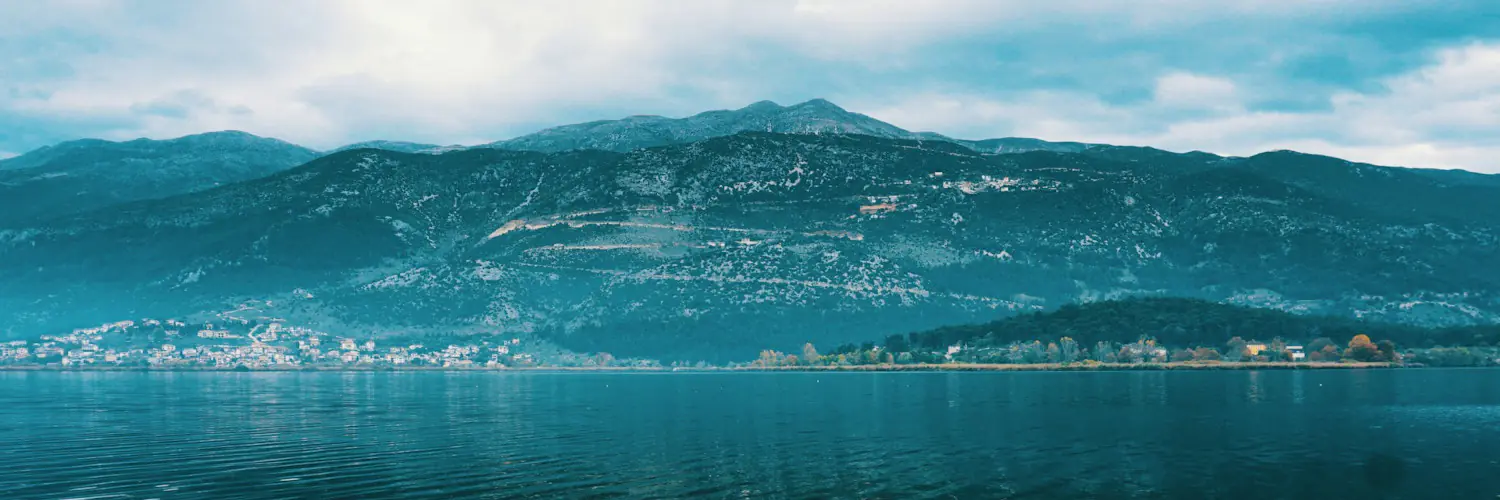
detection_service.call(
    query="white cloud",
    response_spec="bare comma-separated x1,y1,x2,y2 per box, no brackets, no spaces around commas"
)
0,151,17,160
0,0,1490,174
865,43,1500,172
1153,73,1241,113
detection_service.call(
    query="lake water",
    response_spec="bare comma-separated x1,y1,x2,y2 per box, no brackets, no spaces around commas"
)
1,370,1498,499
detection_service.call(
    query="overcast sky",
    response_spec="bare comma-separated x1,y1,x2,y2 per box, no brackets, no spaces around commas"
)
3,0,1499,172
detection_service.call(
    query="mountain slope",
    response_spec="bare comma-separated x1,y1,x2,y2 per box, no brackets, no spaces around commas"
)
326,140,452,154
904,297,1500,351
2,132,1497,361
486,99,915,152
0,131,319,225
485,99,1092,155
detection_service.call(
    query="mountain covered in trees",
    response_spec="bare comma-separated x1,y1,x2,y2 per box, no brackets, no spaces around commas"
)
2,123,1497,361
901,297,1500,353
0,131,318,225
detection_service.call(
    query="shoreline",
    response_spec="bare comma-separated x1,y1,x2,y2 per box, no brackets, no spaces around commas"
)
0,361,1404,373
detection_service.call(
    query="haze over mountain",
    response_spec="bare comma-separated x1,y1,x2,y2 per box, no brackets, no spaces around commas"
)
1,120,1496,360
0,131,318,226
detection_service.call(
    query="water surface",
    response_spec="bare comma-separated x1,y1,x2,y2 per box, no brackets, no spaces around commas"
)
2,370,1498,499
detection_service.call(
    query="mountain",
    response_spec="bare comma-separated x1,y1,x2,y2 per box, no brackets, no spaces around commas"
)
1227,150,1500,226
484,99,1090,155
0,131,319,225
2,131,1497,361
954,137,1095,154
326,140,451,155
902,297,1500,352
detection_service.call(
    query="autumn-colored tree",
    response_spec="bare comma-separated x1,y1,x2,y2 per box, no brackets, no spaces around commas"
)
1117,346,1140,364
784,354,800,366
896,352,914,364
594,352,615,366
1046,342,1061,363
1193,347,1223,361
802,343,820,366
757,350,783,367
880,351,895,364
1319,344,1340,361
1170,348,1196,362
1344,334,1379,362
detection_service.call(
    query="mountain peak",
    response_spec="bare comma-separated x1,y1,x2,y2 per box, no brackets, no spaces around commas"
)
741,100,783,111
186,130,260,139
487,98,915,153
789,98,845,112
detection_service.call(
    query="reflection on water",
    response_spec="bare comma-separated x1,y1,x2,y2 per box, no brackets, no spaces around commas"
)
1,370,1498,499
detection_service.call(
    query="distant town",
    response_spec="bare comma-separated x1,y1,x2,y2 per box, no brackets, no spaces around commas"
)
0,319,665,371
3,316,1497,372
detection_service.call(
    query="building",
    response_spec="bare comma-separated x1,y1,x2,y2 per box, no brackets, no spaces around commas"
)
1286,345,1306,361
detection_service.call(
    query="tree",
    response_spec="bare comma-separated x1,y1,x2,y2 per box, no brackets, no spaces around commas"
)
1170,348,1196,362
1022,341,1046,364
1268,337,1291,362
1344,334,1379,362
896,352,914,364
756,350,783,367
1193,347,1222,361
884,334,909,354
1046,342,1061,363
1059,337,1081,363
1376,340,1398,363
594,352,615,367
1093,341,1116,362
801,343,820,365
1226,337,1250,362
784,354,800,366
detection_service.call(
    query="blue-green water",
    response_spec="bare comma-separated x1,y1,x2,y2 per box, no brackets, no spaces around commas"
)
1,370,1498,499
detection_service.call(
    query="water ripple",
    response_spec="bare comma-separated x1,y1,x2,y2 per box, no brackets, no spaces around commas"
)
1,371,1499,499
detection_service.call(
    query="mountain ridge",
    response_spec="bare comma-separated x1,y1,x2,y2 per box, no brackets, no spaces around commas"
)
0,131,319,226
3,131,1496,361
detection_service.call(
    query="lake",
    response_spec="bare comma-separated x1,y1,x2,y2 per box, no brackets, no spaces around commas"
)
1,370,1498,499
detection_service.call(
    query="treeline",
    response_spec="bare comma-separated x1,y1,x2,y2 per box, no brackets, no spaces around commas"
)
899,297,1500,351
752,333,1401,368
742,298,1500,367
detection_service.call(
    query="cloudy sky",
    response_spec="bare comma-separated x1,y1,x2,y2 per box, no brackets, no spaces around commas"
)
3,0,1499,171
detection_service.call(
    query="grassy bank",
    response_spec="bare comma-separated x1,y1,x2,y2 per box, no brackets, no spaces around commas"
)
713,361,1396,372
0,361,1400,372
